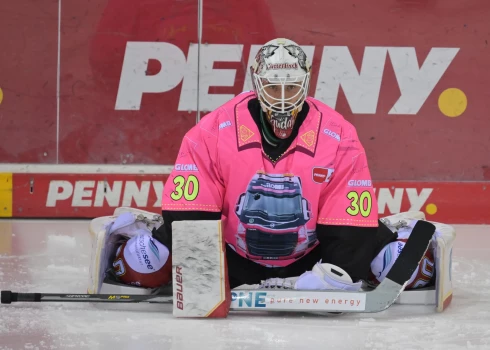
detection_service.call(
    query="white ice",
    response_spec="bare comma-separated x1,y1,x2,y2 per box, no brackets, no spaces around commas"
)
0,219,489,350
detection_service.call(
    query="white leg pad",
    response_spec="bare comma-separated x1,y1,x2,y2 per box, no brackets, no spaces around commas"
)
380,211,455,311
172,220,231,318
88,215,116,294
432,221,455,312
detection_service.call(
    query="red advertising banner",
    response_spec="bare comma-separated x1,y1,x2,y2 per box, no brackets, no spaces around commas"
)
9,173,490,224
1,0,490,183
12,174,167,218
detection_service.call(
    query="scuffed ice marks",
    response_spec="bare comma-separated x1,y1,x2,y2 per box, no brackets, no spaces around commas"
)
2,220,490,349
357,255,490,350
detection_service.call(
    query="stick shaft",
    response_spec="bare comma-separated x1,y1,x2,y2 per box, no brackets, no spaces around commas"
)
1,291,172,304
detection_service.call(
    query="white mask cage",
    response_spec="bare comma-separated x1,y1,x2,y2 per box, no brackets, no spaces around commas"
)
251,38,312,116
253,73,311,115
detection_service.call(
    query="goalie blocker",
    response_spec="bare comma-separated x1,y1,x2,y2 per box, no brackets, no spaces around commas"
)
88,208,455,317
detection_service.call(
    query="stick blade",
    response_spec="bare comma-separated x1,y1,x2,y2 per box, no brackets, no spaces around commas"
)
385,220,436,285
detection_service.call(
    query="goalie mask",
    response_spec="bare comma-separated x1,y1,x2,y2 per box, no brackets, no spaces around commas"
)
251,38,312,139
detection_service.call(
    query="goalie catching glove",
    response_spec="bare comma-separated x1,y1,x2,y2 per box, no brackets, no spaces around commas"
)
88,208,173,294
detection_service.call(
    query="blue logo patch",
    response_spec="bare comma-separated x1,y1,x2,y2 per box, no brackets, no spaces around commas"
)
148,238,160,261
379,248,392,277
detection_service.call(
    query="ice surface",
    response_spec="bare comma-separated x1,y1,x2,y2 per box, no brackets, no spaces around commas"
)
0,219,490,350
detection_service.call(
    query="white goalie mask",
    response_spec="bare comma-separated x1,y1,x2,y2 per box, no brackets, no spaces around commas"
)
251,38,312,139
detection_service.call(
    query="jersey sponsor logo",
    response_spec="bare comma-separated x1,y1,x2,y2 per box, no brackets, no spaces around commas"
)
323,128,341,142
175,164,199,171
312,167,334,184
219,120,232,129
348,179,372,187
262,183,285,190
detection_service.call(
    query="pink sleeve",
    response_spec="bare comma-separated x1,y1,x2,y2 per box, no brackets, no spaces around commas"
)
317,123,378,227
162,116,223,213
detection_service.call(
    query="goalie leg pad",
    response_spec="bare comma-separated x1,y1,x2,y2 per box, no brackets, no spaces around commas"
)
375,211,455,311
172,220,231,318
432,221,455,312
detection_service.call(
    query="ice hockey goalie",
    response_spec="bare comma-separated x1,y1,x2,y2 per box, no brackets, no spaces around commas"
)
88,208,455,315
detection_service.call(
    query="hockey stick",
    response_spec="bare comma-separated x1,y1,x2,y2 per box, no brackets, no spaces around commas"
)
1,221,435,313
1,291,173,304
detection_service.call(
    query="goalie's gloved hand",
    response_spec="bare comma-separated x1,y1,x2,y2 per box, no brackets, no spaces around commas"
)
152,223,172,253
294,262,362,291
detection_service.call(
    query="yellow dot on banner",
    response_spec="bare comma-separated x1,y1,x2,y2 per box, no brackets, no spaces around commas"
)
0,87,3,105
438,88,467,117
426,203,438,215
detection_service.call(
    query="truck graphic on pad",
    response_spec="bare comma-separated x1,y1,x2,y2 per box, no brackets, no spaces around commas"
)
234,172,315,260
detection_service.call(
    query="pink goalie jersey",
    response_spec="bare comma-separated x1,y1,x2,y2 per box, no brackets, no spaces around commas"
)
162,91,378,267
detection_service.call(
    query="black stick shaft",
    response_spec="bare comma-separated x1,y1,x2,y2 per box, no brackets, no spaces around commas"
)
1,290,172,304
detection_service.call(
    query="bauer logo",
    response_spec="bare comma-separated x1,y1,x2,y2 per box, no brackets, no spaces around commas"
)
175,266,184,310
323,128,341,142
312,167,334,184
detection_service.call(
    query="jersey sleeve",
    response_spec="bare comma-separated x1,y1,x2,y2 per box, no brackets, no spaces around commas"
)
317,123,378,227
162,115,224,213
